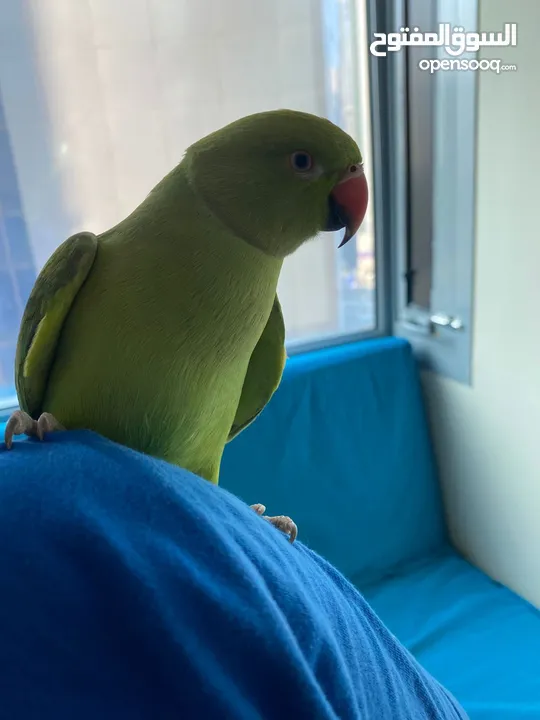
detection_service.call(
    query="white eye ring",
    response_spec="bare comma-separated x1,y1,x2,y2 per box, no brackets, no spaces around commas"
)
290,151,313,173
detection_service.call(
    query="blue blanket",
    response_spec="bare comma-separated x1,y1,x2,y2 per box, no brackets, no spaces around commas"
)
0,430,467,719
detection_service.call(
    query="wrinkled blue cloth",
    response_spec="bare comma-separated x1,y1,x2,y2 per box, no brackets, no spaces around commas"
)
0,430,468,719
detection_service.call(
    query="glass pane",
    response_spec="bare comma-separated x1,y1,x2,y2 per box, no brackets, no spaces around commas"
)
0,0,375,409
282,0,375,345
404,0,434,310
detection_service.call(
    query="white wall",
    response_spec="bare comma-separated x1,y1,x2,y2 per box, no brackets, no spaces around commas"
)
423,0,540,606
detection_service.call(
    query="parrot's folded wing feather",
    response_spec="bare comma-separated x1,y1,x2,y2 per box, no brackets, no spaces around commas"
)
15,232,98,418
227,295,286,441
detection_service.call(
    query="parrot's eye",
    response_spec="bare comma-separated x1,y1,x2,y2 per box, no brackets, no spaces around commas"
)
290,151,313,173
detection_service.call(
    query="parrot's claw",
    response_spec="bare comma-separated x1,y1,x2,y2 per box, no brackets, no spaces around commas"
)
4,410,65,450
250,503,298,543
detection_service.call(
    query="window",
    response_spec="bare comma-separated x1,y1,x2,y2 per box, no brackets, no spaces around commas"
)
376,0,477,384
0,0,380,414
404,0,436,312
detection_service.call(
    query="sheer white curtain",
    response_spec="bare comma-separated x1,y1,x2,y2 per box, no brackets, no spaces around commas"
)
0,0,374,406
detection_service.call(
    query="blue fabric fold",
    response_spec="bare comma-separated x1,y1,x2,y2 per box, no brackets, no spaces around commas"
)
0,430,467,719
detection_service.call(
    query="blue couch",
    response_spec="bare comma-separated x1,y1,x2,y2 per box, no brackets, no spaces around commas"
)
221,337,540,718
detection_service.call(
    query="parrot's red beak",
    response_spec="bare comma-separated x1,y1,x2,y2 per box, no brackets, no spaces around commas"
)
326,165,369,247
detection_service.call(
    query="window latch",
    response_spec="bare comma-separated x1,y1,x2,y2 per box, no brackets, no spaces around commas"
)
429,313,464,331
400,312,464,335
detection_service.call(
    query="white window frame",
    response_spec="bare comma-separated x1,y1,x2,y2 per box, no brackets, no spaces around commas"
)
380,0,478,385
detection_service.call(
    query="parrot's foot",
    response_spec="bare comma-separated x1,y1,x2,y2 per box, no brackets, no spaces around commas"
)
3,410,65,450
251,503,298,543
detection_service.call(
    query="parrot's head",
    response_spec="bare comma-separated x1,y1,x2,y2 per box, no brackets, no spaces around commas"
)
184,110,368,258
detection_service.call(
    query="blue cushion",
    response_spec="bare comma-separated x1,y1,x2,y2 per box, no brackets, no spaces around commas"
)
362,552,540,719
0,431,467,719
221,337,449,585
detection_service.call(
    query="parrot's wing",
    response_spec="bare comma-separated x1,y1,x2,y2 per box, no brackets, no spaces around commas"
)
227,295,287,441
15,231,98,417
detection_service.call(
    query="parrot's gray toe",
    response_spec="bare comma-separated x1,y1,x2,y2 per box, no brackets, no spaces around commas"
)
35,412,65,440
250,503,266,516
3,410,65,449
266,515,298,543
4,410,36,449
250,504,298,543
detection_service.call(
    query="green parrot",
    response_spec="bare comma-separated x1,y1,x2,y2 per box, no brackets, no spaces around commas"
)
4,109,368,541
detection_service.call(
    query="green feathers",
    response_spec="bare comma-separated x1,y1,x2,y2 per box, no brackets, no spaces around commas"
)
185,109,363,257
16,232,98,418
14,110,364,483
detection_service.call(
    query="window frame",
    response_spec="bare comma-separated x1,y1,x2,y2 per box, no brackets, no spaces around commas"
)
288,0,394,357
1,0,480,424
388,0,479,385
0,0,389,422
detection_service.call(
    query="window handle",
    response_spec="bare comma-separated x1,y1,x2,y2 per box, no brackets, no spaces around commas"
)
400,312,464,335
430,313,464,331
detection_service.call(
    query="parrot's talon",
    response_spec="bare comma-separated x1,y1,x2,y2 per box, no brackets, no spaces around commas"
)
3,410,65,449
266,515,298,543
36,412,65,440
250,503,266,516
251,504,298,543
4,411,37,450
